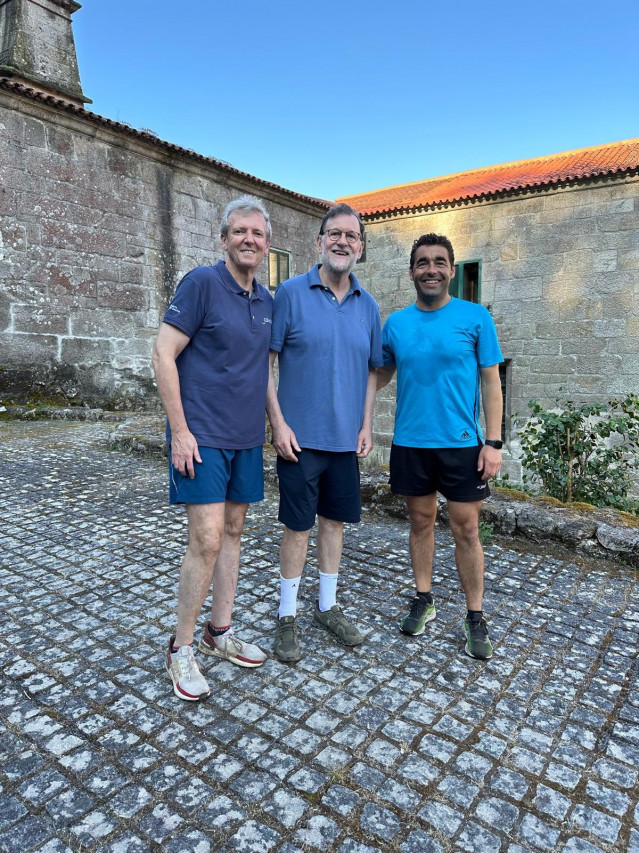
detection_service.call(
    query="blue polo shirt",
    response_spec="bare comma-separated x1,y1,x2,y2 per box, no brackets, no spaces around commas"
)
162,260,273,449
270,265,383,452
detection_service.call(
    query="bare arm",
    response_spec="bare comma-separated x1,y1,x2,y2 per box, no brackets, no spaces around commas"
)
478,363,503,481
265,349,301,462
151,322,201,478
376,363,396,390
356,368,378,458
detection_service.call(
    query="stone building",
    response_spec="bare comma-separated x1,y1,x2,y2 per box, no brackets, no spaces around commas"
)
1,0,638,489
339,145,639,479
0,0,328,409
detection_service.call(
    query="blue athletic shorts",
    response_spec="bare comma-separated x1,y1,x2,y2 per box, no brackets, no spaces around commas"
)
389,443,490,502
276,448,361,531
169,445,264,505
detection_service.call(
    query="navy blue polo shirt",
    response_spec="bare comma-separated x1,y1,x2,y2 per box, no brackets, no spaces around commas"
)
270,264,383,452
163,260,273,449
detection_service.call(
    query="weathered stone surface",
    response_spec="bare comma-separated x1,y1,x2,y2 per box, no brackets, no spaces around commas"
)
2,418,639,852
596,523,639,553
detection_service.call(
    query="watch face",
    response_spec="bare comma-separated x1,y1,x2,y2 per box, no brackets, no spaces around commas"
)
486,439,503,449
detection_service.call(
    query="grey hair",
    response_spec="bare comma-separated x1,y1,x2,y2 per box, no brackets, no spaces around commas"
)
220,195,272,241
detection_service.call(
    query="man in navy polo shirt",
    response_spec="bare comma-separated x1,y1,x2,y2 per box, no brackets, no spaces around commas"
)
152,195,273,700
267,203,383,663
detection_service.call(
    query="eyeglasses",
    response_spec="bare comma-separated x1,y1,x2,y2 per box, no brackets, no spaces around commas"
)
322,228,362,245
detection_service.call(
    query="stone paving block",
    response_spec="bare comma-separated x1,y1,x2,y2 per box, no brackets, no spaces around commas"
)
228,819,281,851
400,829,443,853
85,763,128,797
315,745,351,770
453,750,494,782
289,766,328,793
360,803,401,842
437,774,479,808
262,789,308,828
418,800,463,835
456,820,502,852
109,784,153,818
44,787,95,825
571,804,622,844
378,778,421,811
18,768,69,804
197,795,247,830
338,841,383,853
585,779,630,817
518,813,560,851
322,784,361,816
0,813,53,851
533,782,571,820
561,838,610,853
70,810,118,843
332,723,367,748
163,830,212,852
294,815,340,849
510,745,546,775
350,762,386,792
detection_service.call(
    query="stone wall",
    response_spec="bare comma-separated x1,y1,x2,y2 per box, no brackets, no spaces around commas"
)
358,176,639,482
0,85,325,409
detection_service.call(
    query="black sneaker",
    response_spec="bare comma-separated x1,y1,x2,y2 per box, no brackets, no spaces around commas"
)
463,616,493,660
400,595,436,635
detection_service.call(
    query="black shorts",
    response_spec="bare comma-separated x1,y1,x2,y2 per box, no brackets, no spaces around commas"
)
277,449,361,531
390,443,490,502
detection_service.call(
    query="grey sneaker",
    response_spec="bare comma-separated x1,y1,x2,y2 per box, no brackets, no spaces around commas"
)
400,595,436,636
198,625,266,668
273,615,301,663
166,637,210,702
463,616,493,660
313,604,363,646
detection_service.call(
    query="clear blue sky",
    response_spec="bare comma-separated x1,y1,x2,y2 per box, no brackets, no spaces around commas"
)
74,0,639,202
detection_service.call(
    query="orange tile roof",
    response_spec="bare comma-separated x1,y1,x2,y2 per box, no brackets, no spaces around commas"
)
338,139,639,217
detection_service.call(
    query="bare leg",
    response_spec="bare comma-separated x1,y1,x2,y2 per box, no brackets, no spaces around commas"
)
316,515,344,575
447,500,484,610
280,525,312,580
175,503,226,647
405,494,438,592
209,501,248,628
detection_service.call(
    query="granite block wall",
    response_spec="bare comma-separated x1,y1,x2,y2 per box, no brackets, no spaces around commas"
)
358,177,639,482
0,87,324,409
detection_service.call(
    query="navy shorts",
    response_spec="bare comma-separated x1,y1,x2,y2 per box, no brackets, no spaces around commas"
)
277,449,361,531
390,443,490,502
169,445,264,505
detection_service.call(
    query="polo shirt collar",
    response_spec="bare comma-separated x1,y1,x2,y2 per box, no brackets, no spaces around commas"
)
216,260,263,300
308,264,361,295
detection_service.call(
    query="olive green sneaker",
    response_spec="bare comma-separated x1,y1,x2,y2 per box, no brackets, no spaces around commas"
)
400,595,436,636
273,615,301,663
463,616,493,660
313,604,363,646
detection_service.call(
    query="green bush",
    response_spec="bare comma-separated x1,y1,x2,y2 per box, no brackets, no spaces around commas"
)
518,393,639,512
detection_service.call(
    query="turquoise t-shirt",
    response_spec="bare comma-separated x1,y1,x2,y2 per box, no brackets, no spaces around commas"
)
382,298,503,448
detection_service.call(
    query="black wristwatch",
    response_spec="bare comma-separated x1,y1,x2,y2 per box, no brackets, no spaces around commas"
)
484,439,503,449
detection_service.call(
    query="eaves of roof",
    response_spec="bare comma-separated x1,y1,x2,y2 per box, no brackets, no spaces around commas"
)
338,139,639,219
0,77,331,211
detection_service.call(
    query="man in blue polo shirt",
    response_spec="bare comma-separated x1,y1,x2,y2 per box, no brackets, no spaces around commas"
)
152,195,272,700
378,233,503,660
267,203,383,663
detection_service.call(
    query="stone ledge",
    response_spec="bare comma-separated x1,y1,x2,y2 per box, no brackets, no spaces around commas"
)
4,407,637,566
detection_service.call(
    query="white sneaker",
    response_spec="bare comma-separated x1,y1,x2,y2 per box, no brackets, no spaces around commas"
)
198,625,266,668
166,637,210,701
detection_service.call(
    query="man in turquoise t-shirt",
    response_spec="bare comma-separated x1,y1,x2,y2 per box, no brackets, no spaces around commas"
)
378,233,503,660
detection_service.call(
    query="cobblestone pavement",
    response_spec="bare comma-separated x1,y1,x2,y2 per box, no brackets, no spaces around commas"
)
1,421,638,853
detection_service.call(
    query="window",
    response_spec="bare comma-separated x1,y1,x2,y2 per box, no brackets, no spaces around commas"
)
269,249,290,290
449,260,480,303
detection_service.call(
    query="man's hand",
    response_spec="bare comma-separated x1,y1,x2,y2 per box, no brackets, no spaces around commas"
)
356,428,373,459
477,444,502,482
272,422,301,462
171,429,202,479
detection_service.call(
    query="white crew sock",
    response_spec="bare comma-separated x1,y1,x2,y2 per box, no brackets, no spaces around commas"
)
278,575,301,619
318,570,338,612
